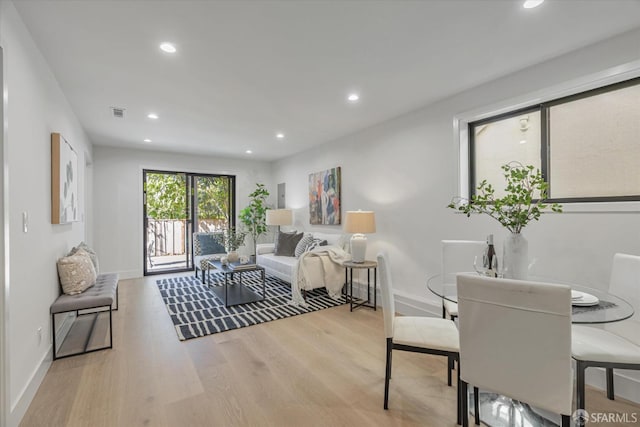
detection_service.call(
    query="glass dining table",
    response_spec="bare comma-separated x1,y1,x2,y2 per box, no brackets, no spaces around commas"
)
427,273,634,324
427,273,635,427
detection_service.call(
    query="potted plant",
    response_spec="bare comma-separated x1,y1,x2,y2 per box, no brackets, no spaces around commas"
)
239,183,270,258
448,161,562,279
215,227,247,263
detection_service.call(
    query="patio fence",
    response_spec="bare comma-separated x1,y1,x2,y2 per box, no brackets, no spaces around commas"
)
147,218,228,256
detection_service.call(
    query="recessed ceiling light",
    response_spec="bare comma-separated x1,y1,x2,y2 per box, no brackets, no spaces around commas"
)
276,133,285,139
144,138,152,143
245,150,253,154
160,42,177,53
147,113,159,119
519,139,527,145
347,93,360,102
523,0,544,9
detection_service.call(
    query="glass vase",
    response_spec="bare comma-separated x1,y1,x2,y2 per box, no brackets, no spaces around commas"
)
502,233,528,280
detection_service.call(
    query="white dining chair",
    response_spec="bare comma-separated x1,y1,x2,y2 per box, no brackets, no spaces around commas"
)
441,240,486,320
572,253,640,411
457,274,573,427
378,252,462,424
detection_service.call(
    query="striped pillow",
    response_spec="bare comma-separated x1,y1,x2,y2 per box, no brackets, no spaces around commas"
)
294,234,315,258
306,238,328,253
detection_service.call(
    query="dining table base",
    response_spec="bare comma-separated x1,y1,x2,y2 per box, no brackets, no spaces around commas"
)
470,390,563,427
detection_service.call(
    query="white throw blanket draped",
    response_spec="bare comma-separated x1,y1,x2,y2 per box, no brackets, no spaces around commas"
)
291,246,351,306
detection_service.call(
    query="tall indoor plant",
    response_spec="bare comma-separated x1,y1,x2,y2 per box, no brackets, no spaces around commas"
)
448,161,562,279
239,183,270,258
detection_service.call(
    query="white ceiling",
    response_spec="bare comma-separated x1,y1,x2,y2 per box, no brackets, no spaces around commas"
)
14,0,640,161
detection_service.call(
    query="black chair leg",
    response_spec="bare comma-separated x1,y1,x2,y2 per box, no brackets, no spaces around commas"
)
576,360,586,410
448,356,453,386
474,386,480,425
457,359,462,425
442,304,447,319
384,338,392,410
606,367,615,400
461,381,469,427
561,414,570,427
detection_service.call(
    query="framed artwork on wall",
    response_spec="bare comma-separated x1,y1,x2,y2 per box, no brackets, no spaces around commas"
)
51,132,79,224
308,166,341,225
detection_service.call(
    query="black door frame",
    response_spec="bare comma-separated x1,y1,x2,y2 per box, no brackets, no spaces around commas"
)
143,169,236,276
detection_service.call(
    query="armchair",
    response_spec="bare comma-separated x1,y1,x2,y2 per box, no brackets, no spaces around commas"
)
193,232,226,283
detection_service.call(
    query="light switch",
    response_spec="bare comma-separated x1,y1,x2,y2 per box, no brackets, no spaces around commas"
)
22,211,28,233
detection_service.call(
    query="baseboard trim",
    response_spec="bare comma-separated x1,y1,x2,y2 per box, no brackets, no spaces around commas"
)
350,281,441,317
8,347,52,427
116,269,139,280
586,366,640,405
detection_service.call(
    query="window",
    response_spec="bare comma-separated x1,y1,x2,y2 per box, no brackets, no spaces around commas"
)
468,77,640,202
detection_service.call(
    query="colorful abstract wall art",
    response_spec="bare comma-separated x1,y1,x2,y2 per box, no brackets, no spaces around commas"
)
309,167,341,225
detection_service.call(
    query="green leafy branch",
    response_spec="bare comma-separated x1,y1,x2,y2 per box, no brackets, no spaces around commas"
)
214,227,247,252
448,162,562,234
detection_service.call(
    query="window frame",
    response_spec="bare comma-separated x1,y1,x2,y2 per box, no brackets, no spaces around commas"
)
467,76,640,204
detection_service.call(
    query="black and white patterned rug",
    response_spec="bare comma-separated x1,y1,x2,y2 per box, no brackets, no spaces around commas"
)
156,272,346,340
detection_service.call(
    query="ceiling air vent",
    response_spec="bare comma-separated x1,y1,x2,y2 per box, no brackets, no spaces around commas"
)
111,107,125,118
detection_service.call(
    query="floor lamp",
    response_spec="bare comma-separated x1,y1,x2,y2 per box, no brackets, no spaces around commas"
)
344,210,376,263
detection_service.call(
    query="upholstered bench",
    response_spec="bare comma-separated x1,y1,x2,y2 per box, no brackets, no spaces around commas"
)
50,273,119,360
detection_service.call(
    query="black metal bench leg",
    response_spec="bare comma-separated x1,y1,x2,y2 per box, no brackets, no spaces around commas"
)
51,312,58,361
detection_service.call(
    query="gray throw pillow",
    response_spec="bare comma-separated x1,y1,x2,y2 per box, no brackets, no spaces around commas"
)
274,230,295,253
275,232,304,257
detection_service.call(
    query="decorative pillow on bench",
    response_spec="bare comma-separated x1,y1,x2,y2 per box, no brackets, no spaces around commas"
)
57,248,97,295
68,241,99,272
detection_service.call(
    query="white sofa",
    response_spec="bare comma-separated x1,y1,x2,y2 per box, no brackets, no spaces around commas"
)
256,232,349,290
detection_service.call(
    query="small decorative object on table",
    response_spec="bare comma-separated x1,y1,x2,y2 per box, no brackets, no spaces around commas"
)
448,162,562,280
214,227,247,264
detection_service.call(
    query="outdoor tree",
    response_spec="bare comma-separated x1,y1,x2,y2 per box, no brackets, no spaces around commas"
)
145,173,186,219
196,176,231,229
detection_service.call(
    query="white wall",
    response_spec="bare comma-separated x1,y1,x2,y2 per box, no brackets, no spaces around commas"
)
272,27,640,402
274,26,640,307
92,146,273,278
0,2,93,425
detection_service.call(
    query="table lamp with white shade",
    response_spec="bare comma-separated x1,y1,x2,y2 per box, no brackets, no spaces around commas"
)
266,208,293,233
344,210,376,263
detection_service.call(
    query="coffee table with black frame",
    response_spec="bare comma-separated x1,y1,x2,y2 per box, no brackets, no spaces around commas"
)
205,260,266,307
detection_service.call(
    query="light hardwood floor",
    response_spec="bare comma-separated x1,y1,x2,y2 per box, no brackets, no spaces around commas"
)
21,274,640,426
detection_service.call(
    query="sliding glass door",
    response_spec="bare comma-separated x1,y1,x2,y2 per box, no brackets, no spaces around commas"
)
143,170,235,275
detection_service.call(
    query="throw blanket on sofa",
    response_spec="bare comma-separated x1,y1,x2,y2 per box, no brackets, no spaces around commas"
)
291,246,351,306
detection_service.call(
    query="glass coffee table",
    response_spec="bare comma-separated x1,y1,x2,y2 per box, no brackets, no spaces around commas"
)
205,260,266,307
